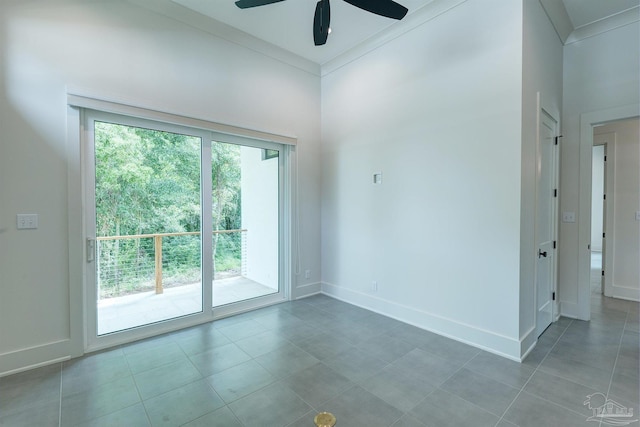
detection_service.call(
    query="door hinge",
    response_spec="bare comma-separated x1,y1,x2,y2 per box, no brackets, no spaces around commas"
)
553,241,556,249
552,292,556,301
604,194,606,200
554,135,562,145
602,270,605,276
603,232,606,238
588,243,591,250
554,189,557,197
604,155,607,161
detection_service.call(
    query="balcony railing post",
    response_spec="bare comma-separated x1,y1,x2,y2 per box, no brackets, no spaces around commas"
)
154,235,163,294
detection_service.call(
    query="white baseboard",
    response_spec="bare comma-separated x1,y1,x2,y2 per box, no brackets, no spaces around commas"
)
612,284,640,302
0,339,71,377
291,282,322,300
320,282,523,361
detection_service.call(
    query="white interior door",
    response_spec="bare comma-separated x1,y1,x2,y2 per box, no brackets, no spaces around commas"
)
535,110,558,337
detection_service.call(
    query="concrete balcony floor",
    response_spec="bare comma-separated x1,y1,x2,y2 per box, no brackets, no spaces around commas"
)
97,276,275,335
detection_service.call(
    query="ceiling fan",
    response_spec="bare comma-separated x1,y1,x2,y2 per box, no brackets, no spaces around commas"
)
235,0,409,46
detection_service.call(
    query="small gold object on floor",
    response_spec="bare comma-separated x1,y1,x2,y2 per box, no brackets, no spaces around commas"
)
314,411,336,427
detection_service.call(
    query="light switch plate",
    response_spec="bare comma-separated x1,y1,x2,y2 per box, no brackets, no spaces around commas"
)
562,211,575,223
16,214,38,229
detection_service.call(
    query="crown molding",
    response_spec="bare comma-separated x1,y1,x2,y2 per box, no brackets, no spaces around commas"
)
566,6,639,45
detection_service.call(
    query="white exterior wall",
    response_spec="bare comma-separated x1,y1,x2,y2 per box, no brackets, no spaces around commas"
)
560,21,640,318
240,146,279,290
321,0,524,359
0,0,321,375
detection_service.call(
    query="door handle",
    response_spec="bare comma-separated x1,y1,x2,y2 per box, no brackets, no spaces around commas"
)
538,249,547,258
87,238,95,262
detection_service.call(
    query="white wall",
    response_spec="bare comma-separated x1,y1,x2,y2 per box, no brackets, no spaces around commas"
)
321,0,525,359
595,118,640,300
520,0,563,352
240,146,279,290
0,0,321,375
590,145,605,252
560,21,640,318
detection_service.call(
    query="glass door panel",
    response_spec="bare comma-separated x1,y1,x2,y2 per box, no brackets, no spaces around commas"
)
212,142,280,307
93,120,203,335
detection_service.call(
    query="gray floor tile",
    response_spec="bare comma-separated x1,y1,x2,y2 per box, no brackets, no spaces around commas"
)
0,400,59,427
61,376,141,426
391,415,428,427
410,388,499,427
323,347,388,383
125,341,186,374
62,352,131,396
388,348,461,387
208,359,276,403
182,406,243,427
417,333,481,366
356,334,417,364
5,294,639,427
503,391,590,427
134,357,202,400
0,364,61,416
539,354,612,392
252,310,306,330
73,402,150,427
281,362,354,408
188,342,251,376
360,366,435,412
465,351,535,389
294,331,355,361
217,319,269,341
234,329,291,358
440,368,520,416
143,379,224,426
228,382,312,427
173,327,231,356
523,370,600,418
255,343,320,379
321,386,404,427
284,411,323,427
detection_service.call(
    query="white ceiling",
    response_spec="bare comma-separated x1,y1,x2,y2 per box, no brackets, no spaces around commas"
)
166,0,639,66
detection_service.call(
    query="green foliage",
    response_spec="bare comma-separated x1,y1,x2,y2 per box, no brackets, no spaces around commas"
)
95,122,242,298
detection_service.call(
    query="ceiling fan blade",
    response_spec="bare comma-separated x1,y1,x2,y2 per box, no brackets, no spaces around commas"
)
235,0,286,9
313,0,331,46
343,0,408,20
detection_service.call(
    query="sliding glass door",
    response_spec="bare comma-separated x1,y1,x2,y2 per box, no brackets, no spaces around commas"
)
84,111,287,349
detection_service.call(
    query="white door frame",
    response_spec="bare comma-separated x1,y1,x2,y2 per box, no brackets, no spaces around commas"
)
577,104,640,320
534,101,560,337
75,108,293,353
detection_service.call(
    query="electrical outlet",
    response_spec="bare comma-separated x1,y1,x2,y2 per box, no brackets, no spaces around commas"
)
636,211,640,221
305,270,311,279
16,214,38,229
371,281,378,292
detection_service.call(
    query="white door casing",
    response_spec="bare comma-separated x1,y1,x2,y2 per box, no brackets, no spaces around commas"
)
593,132,615,297
535,109,559,337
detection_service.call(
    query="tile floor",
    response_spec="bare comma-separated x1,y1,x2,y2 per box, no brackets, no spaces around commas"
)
1,270,638,426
